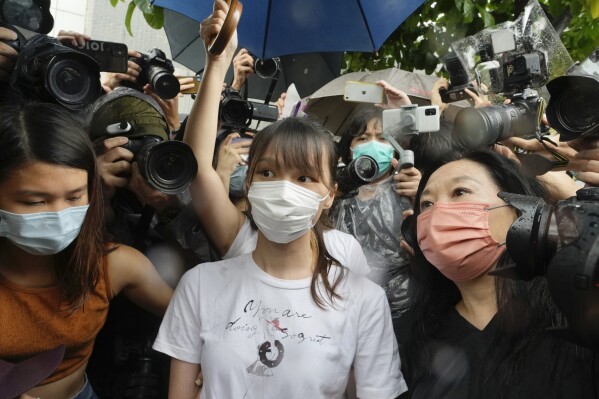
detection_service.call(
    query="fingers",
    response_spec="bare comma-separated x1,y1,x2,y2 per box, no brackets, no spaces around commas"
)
400,239,416,257
127,49,142,59
102,136,130,152
0,27,17,41
222,132,241,146
56,30,91,47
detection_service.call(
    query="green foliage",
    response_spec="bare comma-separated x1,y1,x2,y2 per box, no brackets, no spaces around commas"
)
112,0,164,37
343,0,599,73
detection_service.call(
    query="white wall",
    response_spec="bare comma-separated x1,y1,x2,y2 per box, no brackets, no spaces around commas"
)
49,0,88,37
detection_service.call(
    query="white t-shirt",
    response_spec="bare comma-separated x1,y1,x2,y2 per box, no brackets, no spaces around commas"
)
154,254,406,399
224,218,371,277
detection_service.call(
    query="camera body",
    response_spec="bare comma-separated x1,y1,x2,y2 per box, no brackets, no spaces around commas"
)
0,22,102,110
440,53,478,103
124,48,180,100
219,88,279,130
494,189,599,350
335,155,380,196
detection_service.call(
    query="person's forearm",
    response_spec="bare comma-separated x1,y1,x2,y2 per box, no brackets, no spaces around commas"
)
184,60,228,174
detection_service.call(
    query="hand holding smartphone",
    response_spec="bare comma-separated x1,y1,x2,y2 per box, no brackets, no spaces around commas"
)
344,81,384,104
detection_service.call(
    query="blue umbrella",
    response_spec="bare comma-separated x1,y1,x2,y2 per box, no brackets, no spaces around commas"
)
153,0,427,59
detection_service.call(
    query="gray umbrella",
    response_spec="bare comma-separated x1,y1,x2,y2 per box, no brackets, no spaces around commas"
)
305,67,469,135
164,9,344,100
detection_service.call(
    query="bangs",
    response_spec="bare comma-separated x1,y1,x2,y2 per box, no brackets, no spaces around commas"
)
247,118,336,187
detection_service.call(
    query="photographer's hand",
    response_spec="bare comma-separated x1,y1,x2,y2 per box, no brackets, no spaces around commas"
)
376,80,411,109
430,78,449,114
97,137,134,198
275,92,286,119
571,148,599,187
216,132,251,194
464,87,491,108
0,27,18,83
56,30,91,47
101,49,142,92
231,48,253,91
391,159,421,200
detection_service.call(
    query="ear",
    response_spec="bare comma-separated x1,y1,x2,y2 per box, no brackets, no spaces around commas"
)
323,184,337,209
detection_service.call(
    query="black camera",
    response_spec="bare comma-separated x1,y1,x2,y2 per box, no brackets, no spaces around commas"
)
121,134,197,195
440,53,478,104
251,54,281,79
492,188,599,350
0,0,53,34
124,48,180,100
335,155,381,196
452,88,541,149
546,47,599,142
0,23,102,110
219,87,279,130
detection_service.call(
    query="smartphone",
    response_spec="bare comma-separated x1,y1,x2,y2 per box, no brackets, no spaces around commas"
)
343,81,384,104
439,84,478,103
65,40,128,73
179,76,202,95
383,105,440,134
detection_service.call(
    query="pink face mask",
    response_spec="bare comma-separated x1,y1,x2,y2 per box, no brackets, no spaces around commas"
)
417,202,507,282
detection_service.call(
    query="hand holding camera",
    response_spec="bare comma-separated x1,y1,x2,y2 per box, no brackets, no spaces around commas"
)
96,136,135,198
101,49,142,92
231,48,253,91
0,25,17,82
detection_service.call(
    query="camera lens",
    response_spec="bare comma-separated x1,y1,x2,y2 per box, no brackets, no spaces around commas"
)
45,55,101,109
139,141,198,195
351,156,379,181
443,53,469,86
548,79,599,139
146,64,180,100
254,58,280,79
453,103,537,149
425,108,437,116
221,97,252,127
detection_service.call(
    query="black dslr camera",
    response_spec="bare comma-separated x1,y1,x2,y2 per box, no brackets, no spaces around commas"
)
439,53,478,104
492,188,599,350
0,22,102,109
124,48,180,100
452,29,549,150
113,125,197,195
219,87,279,131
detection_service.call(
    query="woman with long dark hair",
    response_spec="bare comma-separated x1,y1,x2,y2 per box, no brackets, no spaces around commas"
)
152,2,405,397
0,102,173,399
401,150,599,398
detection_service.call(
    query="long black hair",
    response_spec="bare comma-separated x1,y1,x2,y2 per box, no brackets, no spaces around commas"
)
337,107,383,165
0,103,108,308
402,150,573,398
245,117,344,308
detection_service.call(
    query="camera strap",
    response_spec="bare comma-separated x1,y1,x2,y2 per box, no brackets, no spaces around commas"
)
264,69,280,105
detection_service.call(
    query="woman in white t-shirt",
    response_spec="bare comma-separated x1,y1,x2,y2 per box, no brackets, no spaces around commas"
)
153,2,406,398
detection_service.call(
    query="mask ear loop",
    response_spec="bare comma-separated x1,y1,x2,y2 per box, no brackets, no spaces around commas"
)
485,203,510,247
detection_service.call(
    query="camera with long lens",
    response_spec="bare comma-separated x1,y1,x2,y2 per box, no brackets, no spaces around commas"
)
491,188,599,350
439,53,478,103
0,22,102,109
0,0,53,34
451,32,549,149
90,89,198,195
335,155,380,196
123,48,180,100
546,47,599,142
219,87,279,130
120,135,197,195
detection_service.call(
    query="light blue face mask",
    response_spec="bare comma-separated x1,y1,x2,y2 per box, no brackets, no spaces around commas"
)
352,140,395,173
0,205,89,256
229,164,248,198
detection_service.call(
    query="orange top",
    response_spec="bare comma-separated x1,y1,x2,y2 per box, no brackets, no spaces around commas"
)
0,257,112,384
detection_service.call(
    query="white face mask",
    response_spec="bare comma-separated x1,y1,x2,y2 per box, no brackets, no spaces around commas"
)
0,205,89,255
247,181,329,244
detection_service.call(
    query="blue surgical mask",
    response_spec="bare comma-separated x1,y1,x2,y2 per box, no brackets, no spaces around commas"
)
352,140,394,173
229,164,248,198
0,205,89,256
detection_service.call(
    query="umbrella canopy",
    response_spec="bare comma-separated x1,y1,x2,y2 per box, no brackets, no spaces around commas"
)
164,9,344,100
305,67,469,135
154,0,427,59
